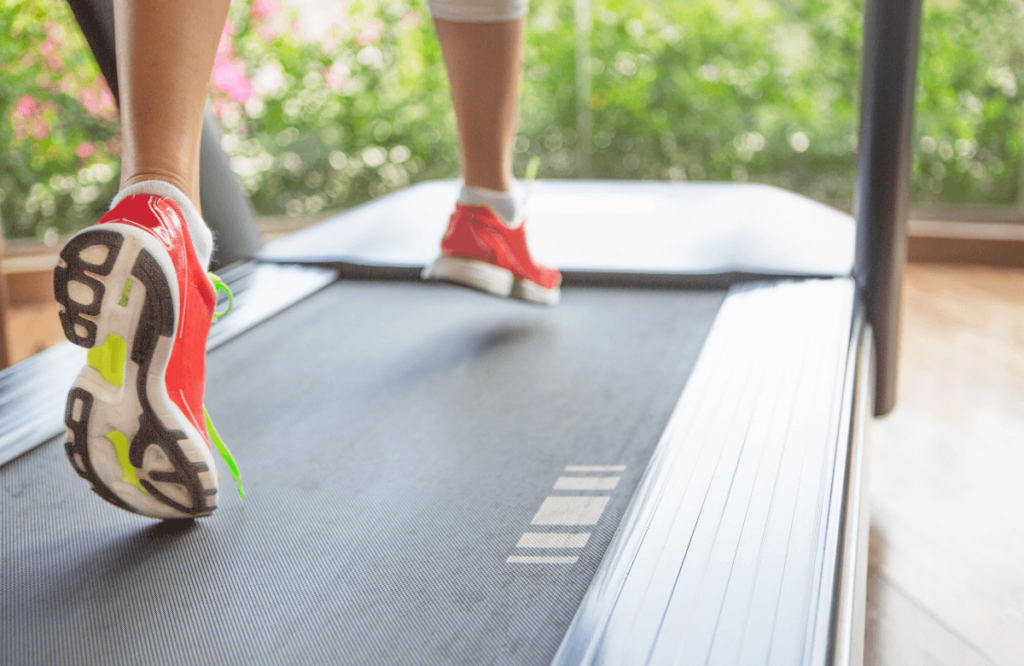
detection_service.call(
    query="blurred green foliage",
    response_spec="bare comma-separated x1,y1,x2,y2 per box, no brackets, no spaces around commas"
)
914,0,1024,204
1,0,120,244
2,0,1024,242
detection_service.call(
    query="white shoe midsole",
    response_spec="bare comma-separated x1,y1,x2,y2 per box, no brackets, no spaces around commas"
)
511,278,560,305
423,255,515,297
423,255,561,305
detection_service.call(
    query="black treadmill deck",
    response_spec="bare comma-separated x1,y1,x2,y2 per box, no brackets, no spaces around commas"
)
1,282,723,666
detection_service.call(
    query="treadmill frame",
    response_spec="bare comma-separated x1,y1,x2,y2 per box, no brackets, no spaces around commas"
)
1,0,919,663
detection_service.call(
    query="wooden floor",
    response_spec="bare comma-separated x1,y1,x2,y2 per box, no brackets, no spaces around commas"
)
3,262,1023,665
867,264,1024,666
5,300,63,365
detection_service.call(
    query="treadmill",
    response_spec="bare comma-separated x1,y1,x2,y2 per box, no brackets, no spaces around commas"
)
0,1,921,665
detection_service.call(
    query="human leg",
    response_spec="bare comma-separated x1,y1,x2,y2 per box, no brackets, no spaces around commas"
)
55,0,239,518
432,18,523,194
116,0,231,213
424,6,561,304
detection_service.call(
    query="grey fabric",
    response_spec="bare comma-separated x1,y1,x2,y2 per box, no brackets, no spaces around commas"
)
1,282,722,666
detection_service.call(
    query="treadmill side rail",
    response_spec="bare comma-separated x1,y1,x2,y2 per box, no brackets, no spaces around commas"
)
827,321,874,666
552,278,868,666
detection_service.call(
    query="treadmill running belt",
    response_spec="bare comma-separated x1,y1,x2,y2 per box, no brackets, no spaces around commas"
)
1,282,724,666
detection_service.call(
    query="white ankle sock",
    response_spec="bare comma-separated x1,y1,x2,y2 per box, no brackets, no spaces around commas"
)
110,181,214,270
459,184,523,228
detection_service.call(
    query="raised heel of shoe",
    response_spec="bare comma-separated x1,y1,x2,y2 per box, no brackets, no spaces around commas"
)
422,255,515,298
511,279,561,306
55,225,219,519
54,229,124,348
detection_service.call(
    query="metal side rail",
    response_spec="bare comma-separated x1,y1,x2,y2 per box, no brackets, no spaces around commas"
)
553,278,871,666
0,262,336,466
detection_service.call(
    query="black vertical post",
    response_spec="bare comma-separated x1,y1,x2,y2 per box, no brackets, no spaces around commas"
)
854,0,923,416
65,0,263,270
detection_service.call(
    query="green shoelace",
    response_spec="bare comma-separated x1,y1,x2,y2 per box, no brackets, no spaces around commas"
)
205,273,245,500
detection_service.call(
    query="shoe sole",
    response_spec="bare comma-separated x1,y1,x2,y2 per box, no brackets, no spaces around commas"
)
55,224,219,519
422,255,560,306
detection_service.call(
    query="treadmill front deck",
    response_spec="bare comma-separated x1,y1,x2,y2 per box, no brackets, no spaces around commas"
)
259,179,855,282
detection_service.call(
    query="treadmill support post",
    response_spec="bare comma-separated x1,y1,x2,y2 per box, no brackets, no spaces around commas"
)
853,0,923,416
65,0,263,271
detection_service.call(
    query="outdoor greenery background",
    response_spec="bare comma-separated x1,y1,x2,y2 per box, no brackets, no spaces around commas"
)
2,0,1023,242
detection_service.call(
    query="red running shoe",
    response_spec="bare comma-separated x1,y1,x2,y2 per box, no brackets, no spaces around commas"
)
55,194,234,519
423,203,561,305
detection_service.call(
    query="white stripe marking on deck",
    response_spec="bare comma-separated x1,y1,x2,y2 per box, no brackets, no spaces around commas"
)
531,496,610,525
553,476,620,491
564,465,626,473
507,555,579,564
516,532,591,549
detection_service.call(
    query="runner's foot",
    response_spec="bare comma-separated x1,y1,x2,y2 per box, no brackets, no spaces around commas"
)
423,203,561,305
55,188,226,518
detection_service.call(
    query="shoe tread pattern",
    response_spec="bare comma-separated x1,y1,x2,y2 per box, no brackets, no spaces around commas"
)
58,229,215,518
54,230,122,348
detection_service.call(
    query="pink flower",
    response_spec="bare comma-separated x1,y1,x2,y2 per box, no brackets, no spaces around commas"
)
257,25,278,43
100,86,115,110
79,77,118,122
39,38,64,71
44,21,64,42
10,97,36,139
76,142,95,158
38,23,67,71
217,20,236,58
355,19,384,47
15,94,37,118
211,17,253,103
218,34,233,58
255,12,288,46
324,62,349,92
250,0,280,22
399,11,422,29
32,117,51,140
213,58,254,103
81,89,101,116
